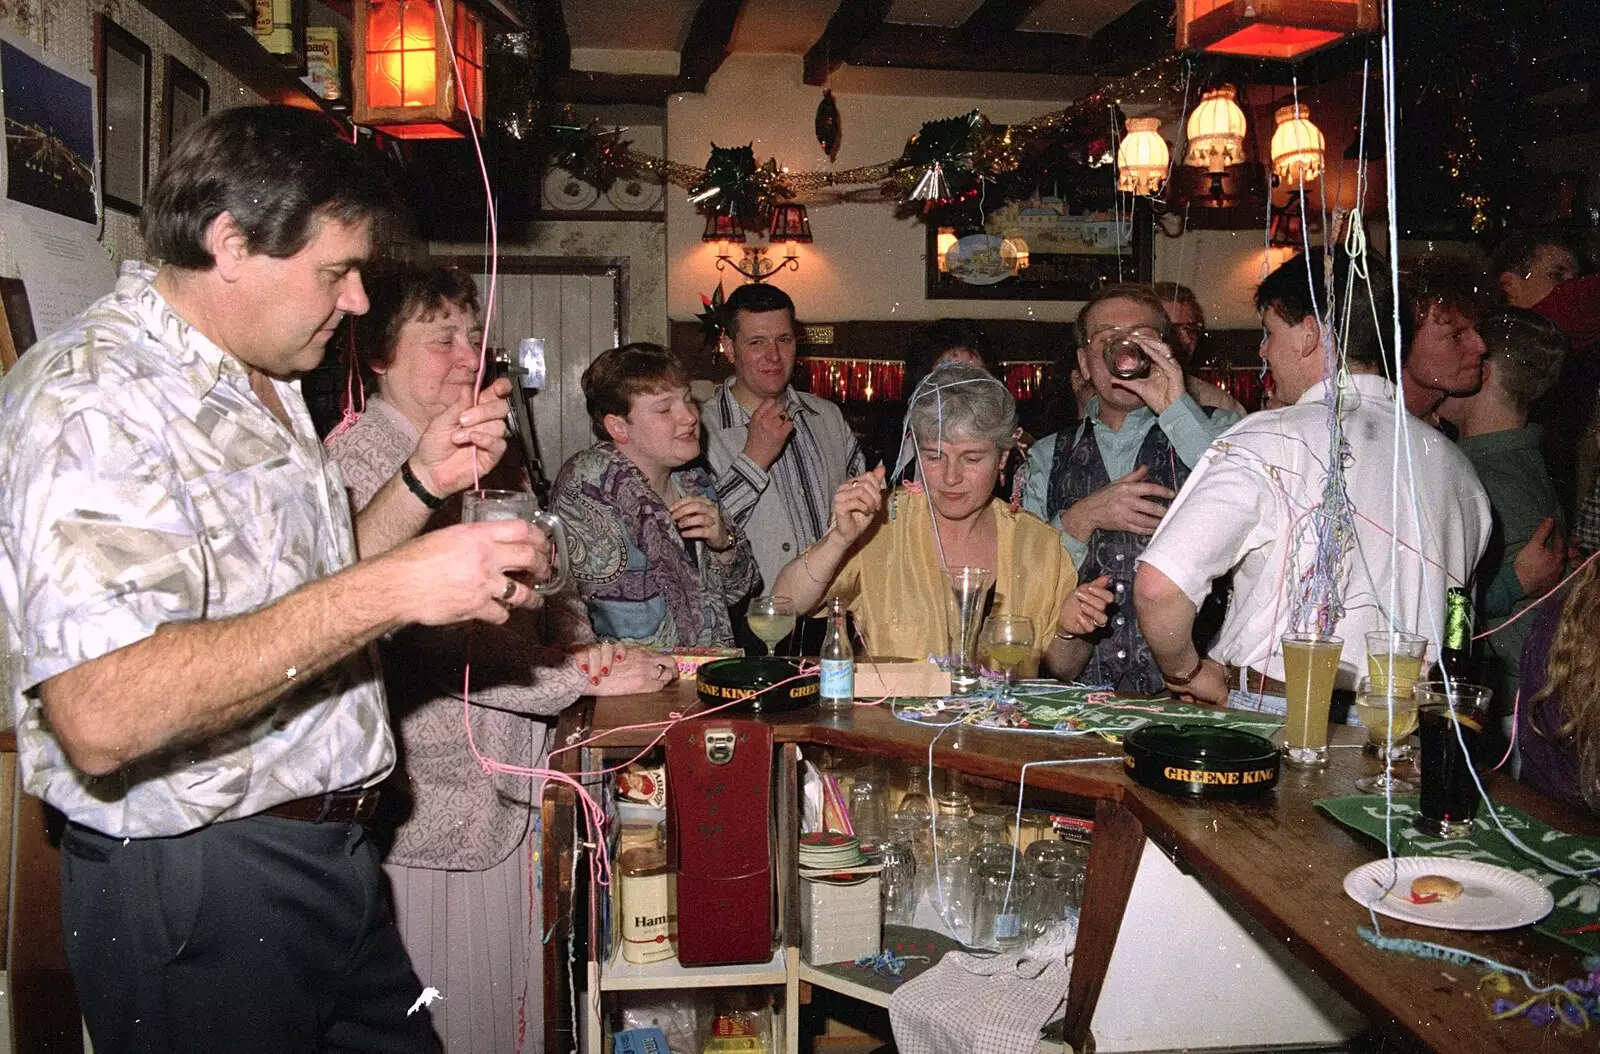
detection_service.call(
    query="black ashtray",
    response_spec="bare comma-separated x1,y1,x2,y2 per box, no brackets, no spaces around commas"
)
1123,724,1280,800
696,658,819,714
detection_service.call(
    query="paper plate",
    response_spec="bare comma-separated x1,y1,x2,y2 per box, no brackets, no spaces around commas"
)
1342,856,1554,931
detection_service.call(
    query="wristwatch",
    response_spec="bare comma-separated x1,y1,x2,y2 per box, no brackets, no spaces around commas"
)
1163,655,1206,687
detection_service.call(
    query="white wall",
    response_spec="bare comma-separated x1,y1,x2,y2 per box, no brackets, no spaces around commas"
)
666,54,1088,323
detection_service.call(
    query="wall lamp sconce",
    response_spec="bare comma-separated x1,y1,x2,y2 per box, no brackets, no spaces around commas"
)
714,203,811,283
716,243,800,283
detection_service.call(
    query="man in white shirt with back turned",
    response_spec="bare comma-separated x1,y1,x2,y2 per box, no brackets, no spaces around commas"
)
1134,248,1490,709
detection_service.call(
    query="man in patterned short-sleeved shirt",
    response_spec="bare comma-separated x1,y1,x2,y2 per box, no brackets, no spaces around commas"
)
0,107,552,1054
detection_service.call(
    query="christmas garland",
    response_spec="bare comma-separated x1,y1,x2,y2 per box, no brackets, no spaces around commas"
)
548,55,1184,222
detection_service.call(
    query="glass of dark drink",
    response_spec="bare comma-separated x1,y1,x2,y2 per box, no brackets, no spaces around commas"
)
1414,681,1493,838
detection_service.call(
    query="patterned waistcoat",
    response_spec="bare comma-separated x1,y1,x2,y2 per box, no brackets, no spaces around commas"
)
1045,411,1212,692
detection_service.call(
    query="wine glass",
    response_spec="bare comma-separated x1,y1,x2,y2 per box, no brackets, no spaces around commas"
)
1353,676,1418,794
980,615,1035,696
746,595,796,657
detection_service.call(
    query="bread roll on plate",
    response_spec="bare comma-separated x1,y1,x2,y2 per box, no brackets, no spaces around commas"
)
1411,874,1464,902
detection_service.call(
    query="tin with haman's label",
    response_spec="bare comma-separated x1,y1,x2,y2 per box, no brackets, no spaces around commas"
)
618,847,676,963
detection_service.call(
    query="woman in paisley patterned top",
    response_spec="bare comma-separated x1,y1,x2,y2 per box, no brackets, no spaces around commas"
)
327,262,672,1054
552,342,761,647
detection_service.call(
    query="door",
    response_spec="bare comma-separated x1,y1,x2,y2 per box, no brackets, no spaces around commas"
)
461,263,622,481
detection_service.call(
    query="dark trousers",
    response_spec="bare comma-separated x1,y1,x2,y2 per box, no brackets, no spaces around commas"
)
61,814,440,1054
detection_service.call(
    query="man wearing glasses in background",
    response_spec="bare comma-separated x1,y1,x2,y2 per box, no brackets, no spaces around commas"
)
1023,284,1242,692
1154,281,1247,417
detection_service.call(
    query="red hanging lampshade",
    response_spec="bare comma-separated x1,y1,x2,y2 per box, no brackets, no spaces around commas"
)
353,0,484,139
1176,0,1381,61
702,212,746,243
767,203,813,243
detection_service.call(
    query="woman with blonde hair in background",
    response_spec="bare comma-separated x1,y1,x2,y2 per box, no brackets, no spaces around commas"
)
1518,558,1600,813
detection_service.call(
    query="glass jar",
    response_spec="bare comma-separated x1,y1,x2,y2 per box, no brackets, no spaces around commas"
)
879,815,920,926
967,811,1016,883
934,788,973,821
1030,853,1080,940
1025,837,1070,868
1064,839,1090,907
971,854,1037,951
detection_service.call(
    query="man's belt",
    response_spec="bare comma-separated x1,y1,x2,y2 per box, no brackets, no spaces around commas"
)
262,788,380,824
1224,665,1356,707
1226,664,1288,696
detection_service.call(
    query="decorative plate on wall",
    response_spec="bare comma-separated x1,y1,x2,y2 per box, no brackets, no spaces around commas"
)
944,234,1019,286
607,174,664,212
542,167,599,211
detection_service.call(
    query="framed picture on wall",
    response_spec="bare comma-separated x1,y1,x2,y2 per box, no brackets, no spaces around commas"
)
162,57,210,159
925,196,1152,301
97,16,151,215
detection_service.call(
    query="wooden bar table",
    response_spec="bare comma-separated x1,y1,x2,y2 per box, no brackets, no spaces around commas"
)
546,683,1598,1054
1123,728,1598,1054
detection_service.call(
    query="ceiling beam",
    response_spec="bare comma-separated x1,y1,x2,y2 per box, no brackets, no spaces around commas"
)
804,0,895,86
844,23,1088,76
678,0,746,92
958,0,1048,41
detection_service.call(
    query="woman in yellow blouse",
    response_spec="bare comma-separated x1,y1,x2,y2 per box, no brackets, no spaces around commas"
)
774,363,1112,676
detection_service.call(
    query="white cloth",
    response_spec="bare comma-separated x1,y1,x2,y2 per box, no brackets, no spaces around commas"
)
1138,373,1491,687
888,952,1069,1054
0,263,389,838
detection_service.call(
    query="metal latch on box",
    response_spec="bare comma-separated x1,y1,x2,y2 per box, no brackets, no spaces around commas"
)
703,728,737,765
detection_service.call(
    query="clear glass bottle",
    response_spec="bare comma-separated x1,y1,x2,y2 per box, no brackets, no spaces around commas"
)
879,814,920,926
819,597,854,711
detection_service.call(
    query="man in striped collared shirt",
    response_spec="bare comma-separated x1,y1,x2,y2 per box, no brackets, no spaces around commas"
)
702,285,865,645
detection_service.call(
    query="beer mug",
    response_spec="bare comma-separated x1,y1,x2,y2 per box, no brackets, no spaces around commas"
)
461,489,570,595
